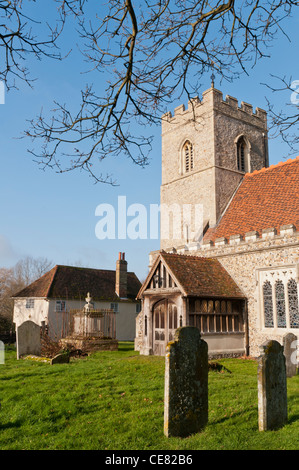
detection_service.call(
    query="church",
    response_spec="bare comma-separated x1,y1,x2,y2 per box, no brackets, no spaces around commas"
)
135,84,299,358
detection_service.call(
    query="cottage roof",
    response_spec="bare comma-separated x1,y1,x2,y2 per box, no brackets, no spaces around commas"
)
204,157,299,242
13,265,141,302
138,252,245,299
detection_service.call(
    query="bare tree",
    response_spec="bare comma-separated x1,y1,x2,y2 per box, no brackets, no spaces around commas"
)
13,256,53,286
0,256,53,331
0,0,85,90
263,74,299,154
24,0,299,183
0,1,296,182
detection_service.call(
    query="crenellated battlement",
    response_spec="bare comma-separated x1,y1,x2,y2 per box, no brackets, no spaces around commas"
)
161,86,267,127
170,224,298,258
201,224,297,250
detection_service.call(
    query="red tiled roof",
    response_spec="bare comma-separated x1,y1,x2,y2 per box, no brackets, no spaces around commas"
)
204,157,299,242
13,265,141,302
139,252,245,299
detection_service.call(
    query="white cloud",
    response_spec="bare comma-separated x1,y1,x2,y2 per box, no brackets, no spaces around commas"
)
0,235,19,266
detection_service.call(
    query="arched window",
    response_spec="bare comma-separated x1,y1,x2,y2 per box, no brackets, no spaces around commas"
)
260,268,299,330
263,280,274,328
182,140,194,173
288,279,299,328
236,136,250,173
275,280,286,328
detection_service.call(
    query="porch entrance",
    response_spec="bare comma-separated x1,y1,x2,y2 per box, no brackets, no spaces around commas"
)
153,299,179,356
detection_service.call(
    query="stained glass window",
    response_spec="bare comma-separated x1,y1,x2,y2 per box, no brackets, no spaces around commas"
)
263,281,274,328
288,279,299,328
275,280,286,328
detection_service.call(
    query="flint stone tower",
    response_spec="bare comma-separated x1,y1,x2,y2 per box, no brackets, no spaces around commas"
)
160,85,268,250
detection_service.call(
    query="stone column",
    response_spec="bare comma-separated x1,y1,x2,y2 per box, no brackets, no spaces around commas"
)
164,326,208,437
257,340,288,431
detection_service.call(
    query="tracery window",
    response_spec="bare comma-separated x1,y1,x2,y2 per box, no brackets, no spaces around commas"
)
260,267,299,330
183,140,194,173
275,280,286,328
288,279,299,328
263,281,274,328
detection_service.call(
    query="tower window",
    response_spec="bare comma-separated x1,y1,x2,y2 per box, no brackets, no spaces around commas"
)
183,140,194,173
237,136,250,173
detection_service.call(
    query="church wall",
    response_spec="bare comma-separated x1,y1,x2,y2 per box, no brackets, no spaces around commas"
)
160,168,216,250
194,229,299,357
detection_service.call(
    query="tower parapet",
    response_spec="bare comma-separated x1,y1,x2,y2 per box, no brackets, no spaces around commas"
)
160,86,268,251
162,87,267,130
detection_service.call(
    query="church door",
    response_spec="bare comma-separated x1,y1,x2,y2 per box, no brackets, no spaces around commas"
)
153,300,178,356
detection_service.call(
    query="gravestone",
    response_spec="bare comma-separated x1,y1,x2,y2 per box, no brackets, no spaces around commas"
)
257,340,288,431
283,333,298,377
164,326,208,438
16,320,41,359
0,340,4,364
51,351,70,365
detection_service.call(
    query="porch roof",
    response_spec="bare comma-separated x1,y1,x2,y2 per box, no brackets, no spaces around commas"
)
138,252,246,299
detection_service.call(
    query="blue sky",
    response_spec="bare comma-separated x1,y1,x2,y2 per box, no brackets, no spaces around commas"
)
0,5,298,282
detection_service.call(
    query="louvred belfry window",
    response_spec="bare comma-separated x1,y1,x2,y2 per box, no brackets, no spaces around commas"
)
183,140,194,173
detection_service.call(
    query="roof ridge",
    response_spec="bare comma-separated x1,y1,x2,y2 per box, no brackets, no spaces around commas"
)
54,264,136,275
246,156,299,178
161,252,215,261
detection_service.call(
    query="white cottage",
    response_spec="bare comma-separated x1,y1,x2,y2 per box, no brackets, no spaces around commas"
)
13,253,141,343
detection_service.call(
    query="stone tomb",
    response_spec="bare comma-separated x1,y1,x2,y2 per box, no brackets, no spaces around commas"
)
164,326,208,438
257,340,288,431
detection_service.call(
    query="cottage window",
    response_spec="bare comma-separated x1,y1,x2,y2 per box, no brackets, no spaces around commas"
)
55,300,66,312
111,303,119,312
26,299,34,309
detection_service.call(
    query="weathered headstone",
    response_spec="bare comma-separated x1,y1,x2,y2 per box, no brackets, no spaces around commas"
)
283,333,298,378
51,351,70,365
0,340,4,364
164,326,208,438
257,340,288,431
16,320,41,359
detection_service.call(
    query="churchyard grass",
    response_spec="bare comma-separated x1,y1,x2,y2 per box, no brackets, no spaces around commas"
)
0,343,298,450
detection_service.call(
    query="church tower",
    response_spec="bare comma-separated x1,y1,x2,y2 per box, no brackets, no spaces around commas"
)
160,85,268,250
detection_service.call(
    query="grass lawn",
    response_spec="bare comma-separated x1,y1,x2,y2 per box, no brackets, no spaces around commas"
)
0,342,298,450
